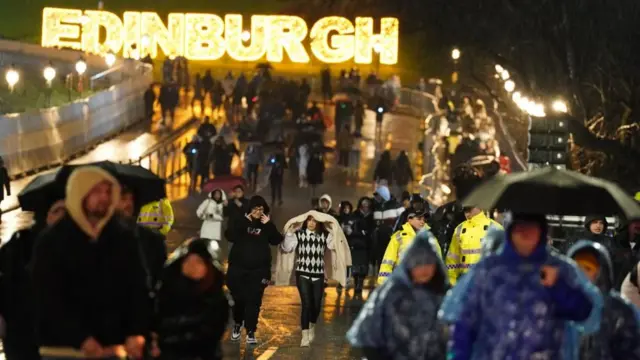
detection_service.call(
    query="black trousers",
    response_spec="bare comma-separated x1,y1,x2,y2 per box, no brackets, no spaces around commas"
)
339,150,350,167
227,266,269,332
247,164,259,189
296,274,324,329
270,178,282,203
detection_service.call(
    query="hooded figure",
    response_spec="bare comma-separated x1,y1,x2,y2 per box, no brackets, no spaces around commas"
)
31,166,148,358
371,185,404,269
318,194,338,218
196,188,227,241
562,216,614,252
439,213,603,360
156,238,229,360
566,241,640,360
347,230,448,360
345,197,376,294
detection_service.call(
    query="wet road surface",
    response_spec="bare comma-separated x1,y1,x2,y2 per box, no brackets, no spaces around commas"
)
167,106,424,359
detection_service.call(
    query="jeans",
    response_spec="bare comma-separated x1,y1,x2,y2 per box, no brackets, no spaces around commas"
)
296,274,324,329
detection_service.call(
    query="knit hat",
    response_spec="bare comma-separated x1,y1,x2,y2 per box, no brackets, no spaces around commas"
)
573,252,600,274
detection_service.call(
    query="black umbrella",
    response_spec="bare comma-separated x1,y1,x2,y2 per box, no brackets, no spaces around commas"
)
462,167,640,219
90,161,166,206
17,165,78,212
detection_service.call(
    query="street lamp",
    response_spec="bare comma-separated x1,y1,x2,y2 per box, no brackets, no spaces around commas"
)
105,52,116,67
512,91,522,102
241,30,251,42
451,48,461,61
500,70,510,80
75,59,87,75
43,63,56,85
495,64,504,74
5,65,19,92
552,99,568,113
504,79,515,92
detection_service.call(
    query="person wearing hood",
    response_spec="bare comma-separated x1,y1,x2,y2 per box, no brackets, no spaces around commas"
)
373,151,393,185
197,189,228,242
561,216,614,253
277,212,350,347
225,196,283,345
446,206,502,285
197,116,217,141
371,185,404,274
378,211,441,286
155,238,229,360
347,230,448,360
439,213,603,360
566,241,640,360
0,200,65,360
318,194,339,219
31,166,149,359
392,151,414,194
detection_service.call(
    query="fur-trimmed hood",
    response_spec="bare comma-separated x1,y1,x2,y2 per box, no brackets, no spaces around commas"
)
65,166,121,239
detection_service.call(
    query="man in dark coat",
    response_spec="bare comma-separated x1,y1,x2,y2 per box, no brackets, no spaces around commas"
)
225,196,283,345
0,200,65,360
348,197,375,295
31,166,149,359
225,185,249,227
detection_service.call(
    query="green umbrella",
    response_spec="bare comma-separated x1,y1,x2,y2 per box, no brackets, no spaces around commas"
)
462,167,640,219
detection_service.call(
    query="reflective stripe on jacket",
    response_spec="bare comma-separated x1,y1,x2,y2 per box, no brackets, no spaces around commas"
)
137,198,174,235
446,211,502,285
377,223,441,286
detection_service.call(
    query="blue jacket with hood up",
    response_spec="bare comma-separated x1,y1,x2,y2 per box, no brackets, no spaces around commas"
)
439,216,603,360
347,230,448,360
566,240,640,360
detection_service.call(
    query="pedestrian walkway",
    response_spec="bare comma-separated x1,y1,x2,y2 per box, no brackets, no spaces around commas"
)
165,106,424,359
0,105,197,243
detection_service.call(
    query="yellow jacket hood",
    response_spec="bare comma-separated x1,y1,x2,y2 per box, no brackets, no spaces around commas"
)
65,166,121,239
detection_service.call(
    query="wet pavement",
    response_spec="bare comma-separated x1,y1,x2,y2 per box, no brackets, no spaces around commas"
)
166,106,424,359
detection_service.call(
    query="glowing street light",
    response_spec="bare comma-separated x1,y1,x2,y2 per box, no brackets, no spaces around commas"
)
552,99,568,113
512,91,522,102
504,79,515,92
500,70,510,80
75,59,87,75
451,48,461,61
526,101,546,117
5,65,19,92
105,52,116,67
241,30,251,42
43,63,56,85
495,64,504,74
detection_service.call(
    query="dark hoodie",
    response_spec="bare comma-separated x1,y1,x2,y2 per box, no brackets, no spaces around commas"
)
347,230,448,359
31,167,148,349
226,196,283,271
567,241,640,360
156,239,229,360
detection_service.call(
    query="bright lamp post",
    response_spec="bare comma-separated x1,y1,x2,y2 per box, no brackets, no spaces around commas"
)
552,99,568,113
5,65,19,93
495,64,504,74
500,70,510,80
451,48,461,61
75,59,87,75
504,79,515,93
43,64,56,85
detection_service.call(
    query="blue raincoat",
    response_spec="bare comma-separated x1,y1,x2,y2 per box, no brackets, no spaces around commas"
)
439,216,603,360
347,230,448,360
565,240,640,360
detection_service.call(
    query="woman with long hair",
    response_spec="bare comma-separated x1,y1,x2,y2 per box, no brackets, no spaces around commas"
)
282,214,333,347
196,189,227,242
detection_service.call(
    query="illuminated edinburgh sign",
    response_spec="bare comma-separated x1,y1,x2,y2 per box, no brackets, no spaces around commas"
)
41,8,399,64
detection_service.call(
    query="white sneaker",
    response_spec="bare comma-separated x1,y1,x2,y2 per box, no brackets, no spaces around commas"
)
300,329,310,347
230,324,242,341
309,323,316,343
246,331,258,345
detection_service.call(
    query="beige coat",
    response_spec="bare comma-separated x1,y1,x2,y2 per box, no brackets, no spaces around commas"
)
274,211,352,287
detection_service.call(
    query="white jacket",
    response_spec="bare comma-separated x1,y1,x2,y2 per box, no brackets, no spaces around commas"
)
196,189,227,241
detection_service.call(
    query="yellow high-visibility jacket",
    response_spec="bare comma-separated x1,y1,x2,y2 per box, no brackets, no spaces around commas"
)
137,198,174,236
446,211,502,285
377,223,442,286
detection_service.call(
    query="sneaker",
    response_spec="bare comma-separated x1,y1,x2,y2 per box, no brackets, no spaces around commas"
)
247,331,258,345
230,324,242,341
246,331,258,345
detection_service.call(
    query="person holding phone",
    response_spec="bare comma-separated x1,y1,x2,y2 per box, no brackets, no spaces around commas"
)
225,196,283,345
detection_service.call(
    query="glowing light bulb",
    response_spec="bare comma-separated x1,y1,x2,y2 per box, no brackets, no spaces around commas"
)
5,67,19,90
451,48,461,60
552,99,568,113
105,52,116,67
75,59,87,75
241,30,251,42
504,80,515,92
43,65,56,82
